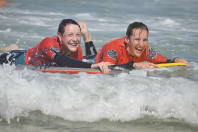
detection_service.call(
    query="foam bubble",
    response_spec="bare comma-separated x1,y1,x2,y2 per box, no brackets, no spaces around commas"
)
160,18,180,26
18,16,50,26
0,28,11,33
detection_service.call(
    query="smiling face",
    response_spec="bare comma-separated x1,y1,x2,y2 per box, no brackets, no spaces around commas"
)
58,24,81,53
125,28,148,57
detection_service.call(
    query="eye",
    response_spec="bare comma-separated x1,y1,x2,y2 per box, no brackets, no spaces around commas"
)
135,38,140,41
76,33,81,37
68,33,73,37
143,39,148,42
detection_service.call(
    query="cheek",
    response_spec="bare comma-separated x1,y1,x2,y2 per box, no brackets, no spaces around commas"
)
76,37,81,42
62,37,70,42
128,40,135,49
61,39,69,48
144,42,148,46
62,37,71,44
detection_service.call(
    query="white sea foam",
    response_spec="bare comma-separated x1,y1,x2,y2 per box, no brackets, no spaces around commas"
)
75,13,93,19
1,8,64,16
159,18,180,26
18,16,50,27
190,62,198,70
0,28,11,33
0,65,198,125
148,17,181,32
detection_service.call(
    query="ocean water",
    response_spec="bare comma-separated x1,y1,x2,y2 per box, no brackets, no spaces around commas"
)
1,0,198,132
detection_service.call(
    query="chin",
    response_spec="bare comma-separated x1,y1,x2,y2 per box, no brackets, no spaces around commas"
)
134,52,142,58
68,47,78,52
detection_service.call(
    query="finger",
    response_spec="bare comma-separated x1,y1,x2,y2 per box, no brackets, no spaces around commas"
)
175,58,189,67
149,63,158,68
101,65,110,74
104,67,110,74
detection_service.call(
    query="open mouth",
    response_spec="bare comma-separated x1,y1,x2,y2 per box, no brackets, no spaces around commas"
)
69,42,79,47
135,47,144,54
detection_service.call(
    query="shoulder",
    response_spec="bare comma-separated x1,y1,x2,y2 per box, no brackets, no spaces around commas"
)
104,37,125,50
39,36,59,47
41,36,58,43
107,37,125,45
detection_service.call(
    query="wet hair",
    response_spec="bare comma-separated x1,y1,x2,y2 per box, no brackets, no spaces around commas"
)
58,19,81,35
126,22,149,37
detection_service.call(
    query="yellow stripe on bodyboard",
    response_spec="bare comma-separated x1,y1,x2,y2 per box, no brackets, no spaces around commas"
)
156,62,187,68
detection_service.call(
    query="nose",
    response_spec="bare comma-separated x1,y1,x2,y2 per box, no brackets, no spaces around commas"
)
139,40,144,46
72,35,78,41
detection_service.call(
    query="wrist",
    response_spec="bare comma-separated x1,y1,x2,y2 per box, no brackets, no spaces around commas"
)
132,63,137,69
83,32,92,42
91,63,96,68
167,57,179,63
85,41,94,46
173,57,180,62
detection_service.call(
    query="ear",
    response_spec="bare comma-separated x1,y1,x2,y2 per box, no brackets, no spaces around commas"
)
124,36,129,45
57,32,62,42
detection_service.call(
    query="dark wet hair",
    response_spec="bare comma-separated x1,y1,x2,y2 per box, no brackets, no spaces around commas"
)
126,22,149,37
58,19,81,35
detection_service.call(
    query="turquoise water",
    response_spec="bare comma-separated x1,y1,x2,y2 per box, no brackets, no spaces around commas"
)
1,0,198,132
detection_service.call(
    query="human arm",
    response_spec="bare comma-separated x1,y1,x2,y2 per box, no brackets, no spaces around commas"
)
108,61,158,69
131,57,189,69
78,21,92,42
54,52,111,74
0,44,19,52
91,62,111,74
146,46,189,66
78,21,97,56
167,57,189,66
133,61,158,69
108,61,134,70
54,52,92,68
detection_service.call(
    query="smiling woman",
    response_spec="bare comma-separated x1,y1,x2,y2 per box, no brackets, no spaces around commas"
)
0,0,6,7
95,22,189,70
25,19,84,66
0,19,111,73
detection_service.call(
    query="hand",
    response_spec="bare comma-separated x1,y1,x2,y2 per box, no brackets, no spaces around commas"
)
174,58,189,67
0,44,19,52
91,62,112,74
78,21,92,42
133,61,158,69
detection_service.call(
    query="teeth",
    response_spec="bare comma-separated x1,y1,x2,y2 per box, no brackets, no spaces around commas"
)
70,43,78,46
136,47,142,51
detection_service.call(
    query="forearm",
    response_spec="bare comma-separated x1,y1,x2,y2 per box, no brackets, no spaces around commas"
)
85,41,97,56
54,52,92,68
167,57,188,63
166,57,179,63
109,61,135,70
